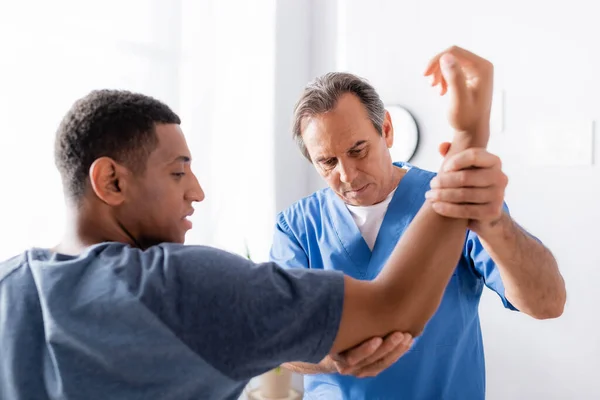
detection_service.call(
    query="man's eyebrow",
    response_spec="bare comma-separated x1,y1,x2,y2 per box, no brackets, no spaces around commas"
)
348,140,367,151
314,141,368,163
169,155,191,164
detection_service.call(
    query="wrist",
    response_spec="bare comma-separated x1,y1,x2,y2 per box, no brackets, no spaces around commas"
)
319,356,338,374
448,122,490,156
474,211,511,243
282,360,336,375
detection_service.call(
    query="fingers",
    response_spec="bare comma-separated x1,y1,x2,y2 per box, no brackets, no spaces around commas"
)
430,73,442,87
429,168,504,190
439,53,470,107
440,73,448,96
338,332,404,374
352,334,414,378
423,46,494,104
336,333,412,376
425,60,449,96
428,149,508,222
317,356,339,374
424,45,491,76
426,187,500,204
333,336,382,367
430,201,504,221
441,148,501,172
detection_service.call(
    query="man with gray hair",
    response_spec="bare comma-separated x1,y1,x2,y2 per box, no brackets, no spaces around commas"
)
270,46,566,399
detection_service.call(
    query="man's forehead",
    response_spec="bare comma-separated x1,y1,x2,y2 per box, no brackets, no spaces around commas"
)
153,124,192,163
303,108,373,142
305,118,366,147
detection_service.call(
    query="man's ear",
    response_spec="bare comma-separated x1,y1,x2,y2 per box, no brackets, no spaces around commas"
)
383,110,394,148
88,157,130,206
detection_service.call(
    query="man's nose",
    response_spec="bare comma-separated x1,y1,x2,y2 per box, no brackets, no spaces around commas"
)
187,174,205,202
338,162,358,184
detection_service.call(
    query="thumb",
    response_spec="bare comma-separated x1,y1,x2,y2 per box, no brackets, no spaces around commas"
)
438,142,451,157
440,53,469,105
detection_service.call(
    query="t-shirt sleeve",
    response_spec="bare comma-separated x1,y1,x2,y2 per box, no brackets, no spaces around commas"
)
268,212,310,270
465,202,518,311
115,244,344,381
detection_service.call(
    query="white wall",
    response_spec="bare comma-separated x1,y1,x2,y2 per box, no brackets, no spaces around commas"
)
273,0,344,213
273,1,315,213
178,0,278,262
0,0,182,261
308,0,599,399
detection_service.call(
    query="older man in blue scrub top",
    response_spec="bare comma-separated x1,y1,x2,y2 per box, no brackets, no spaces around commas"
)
270,46,567,400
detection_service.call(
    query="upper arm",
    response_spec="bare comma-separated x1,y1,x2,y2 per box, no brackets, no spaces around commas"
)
124,245,344,381
269,213,309,269
269,214,397,355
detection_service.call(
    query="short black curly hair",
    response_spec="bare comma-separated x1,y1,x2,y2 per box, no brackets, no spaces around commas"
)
54,89,181,200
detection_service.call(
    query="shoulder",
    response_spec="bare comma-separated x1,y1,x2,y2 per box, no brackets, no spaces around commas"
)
395,161,437,187
275,187,332,232
0,251,50,313
20,243,249,288
96,242,250,274
0,251,29,285
90,243,256,308
384,162,438,212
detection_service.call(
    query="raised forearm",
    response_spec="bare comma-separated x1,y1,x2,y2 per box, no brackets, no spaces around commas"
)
478,212,566,319
373,203,468,333
374,132,489,334
331,131,489,354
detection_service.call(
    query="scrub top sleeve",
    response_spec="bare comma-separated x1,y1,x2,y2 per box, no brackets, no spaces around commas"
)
269,212,310,270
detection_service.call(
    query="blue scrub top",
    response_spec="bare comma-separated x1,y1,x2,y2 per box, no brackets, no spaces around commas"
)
270,162,517,400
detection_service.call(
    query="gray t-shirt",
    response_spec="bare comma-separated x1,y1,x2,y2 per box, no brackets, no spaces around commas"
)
0,242,344,400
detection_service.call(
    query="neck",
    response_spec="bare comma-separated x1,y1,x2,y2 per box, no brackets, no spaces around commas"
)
53,198,139,255
374,164,405,204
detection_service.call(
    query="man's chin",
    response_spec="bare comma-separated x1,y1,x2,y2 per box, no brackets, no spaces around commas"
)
341,186,375,206
174,232,187,245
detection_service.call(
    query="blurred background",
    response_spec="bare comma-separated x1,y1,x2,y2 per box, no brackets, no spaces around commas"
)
1,0,598,399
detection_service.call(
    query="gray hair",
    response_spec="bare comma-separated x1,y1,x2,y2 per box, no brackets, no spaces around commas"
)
292,72,385,161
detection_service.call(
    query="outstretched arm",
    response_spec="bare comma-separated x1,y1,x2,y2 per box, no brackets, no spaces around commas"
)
427,145,566,319
162,47,497,382
330,46,494,353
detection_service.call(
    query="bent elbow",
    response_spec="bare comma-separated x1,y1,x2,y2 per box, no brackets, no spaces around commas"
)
408,324,426,338
530,296,566,320
533,310,562,320
390,313,428,338
387,301,442,339
535,302,565,320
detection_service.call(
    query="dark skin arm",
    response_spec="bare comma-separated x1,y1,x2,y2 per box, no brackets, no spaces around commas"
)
328,46,495,354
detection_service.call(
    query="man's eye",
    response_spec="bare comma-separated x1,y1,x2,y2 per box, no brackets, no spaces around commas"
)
324,159,336,166
350,148,364,156
172,172,185,178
